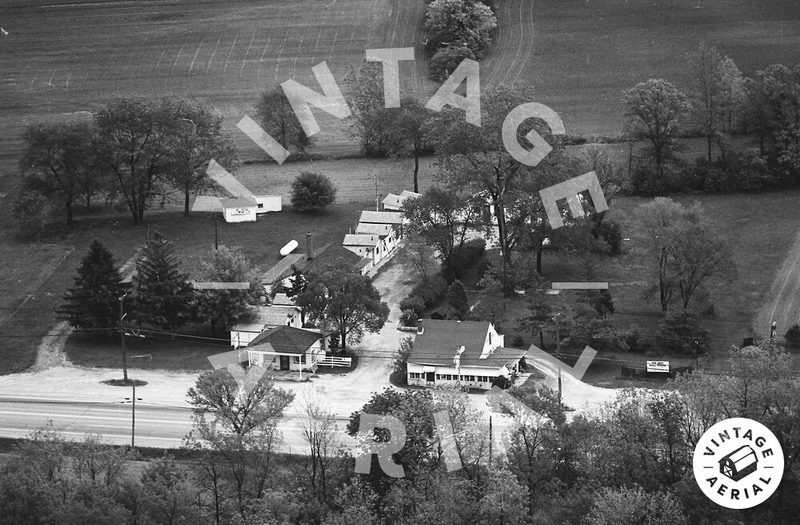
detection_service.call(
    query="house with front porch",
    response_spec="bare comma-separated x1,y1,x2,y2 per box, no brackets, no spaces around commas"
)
407,320,526,390
246,325,326,372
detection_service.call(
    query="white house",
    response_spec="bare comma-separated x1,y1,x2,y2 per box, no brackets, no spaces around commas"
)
230,304,302,348
221,197,258,223
246,325,325,372
406,320,527,390
382,190,421,211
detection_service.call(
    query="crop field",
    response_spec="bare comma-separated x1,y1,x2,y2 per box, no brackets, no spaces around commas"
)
532,0,800,136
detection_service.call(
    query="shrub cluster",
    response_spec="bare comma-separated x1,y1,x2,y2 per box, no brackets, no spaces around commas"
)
656,312,710,356
399,275,449,318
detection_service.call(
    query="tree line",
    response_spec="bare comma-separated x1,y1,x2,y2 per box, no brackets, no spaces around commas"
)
623,43,800,195
16,97,237,234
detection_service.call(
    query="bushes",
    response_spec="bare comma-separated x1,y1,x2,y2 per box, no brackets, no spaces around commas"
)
447,238,486,280
12,190,52,239
399,309,418,328
400,275,448,317
429,46,476,82
785,324,800,348
290,171,337,212
657,312,709,356
594,220,623,255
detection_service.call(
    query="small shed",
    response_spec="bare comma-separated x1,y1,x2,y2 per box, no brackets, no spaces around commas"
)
221,197,258,223
253,195,282,213
719,444,758,482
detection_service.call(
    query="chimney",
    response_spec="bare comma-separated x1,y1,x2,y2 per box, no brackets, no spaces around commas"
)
417,319,424,335
306,232,314,259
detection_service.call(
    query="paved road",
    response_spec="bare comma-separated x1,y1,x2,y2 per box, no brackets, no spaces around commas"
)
0,398,355,453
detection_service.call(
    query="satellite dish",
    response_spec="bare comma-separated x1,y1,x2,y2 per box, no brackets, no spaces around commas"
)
280,239,298,256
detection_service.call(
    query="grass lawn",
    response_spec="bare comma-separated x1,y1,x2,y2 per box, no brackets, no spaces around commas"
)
64,330,224,372
0,201,368,376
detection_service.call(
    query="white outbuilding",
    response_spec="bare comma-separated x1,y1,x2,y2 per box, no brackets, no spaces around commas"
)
221,197,258,223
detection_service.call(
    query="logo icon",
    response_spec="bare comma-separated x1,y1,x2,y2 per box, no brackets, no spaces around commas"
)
693,417,784,509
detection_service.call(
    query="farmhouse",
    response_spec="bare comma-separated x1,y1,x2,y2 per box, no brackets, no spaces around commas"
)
230,304,303,348
220,197,258,223
382,190,421,211
407,320,526,390
246,325,326,372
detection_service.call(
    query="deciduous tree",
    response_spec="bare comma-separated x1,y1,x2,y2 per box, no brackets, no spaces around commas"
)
297,266,389,350
94,97,173,224
255,86,312,154
623,79,689,179
20,121,98,227
687,43,744,162
163,97,238,216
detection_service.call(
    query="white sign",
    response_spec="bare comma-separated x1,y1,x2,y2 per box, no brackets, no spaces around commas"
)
646,360,669,373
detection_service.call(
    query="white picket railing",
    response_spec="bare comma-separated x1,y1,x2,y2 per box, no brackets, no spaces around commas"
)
318,356,352,368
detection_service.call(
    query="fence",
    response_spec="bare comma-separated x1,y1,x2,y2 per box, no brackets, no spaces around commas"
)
319,356,352,368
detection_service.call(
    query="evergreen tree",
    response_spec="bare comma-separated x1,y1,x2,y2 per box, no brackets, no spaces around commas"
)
131,232,193,331
446,280,469,320
194,246,262,335
58,240,128,333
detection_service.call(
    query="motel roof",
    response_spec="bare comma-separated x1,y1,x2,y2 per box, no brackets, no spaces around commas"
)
232,305,299,332
382,190,421,209
355,223,393,237
343,234,381,247
359,210,403,225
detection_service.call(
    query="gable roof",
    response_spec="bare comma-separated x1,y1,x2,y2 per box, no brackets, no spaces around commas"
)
408,319,526,369
355,222,393,237
220,196,258,209
303,244,366,275
272,292,295,307
232,305,299,332
247,325,321,355
409,320,490,366
359,210,403,225
262,253,308,284
343,233,380,247
382,191,421,209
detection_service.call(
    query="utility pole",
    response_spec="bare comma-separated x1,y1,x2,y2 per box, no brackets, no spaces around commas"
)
119,294,128,382
556,314,562,405
488,415,493,468
123,383,142,449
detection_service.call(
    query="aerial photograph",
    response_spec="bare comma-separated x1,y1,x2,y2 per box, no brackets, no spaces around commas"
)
1,0,800,523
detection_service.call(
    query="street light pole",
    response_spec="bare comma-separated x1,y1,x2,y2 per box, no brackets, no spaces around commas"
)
119,294,128,382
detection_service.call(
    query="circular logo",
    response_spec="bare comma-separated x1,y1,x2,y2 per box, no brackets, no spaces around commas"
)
693,417,784,509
